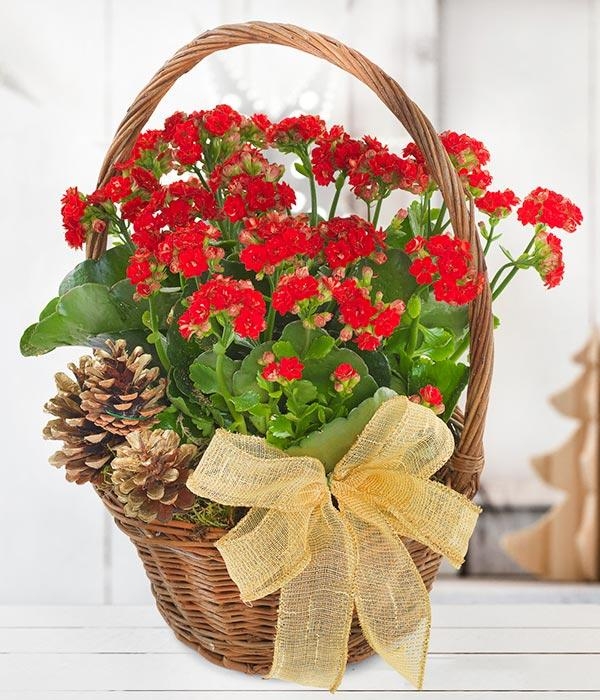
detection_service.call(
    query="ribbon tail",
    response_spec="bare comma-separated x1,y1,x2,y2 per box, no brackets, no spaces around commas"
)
344,510,430,689
267,500,356,692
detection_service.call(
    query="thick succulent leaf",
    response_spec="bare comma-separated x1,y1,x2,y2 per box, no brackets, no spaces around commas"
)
418,326,456,361
278,321,329,358
420,295,468,337
21,281,142,356
59,245,130,295
21,276,178,357
286,387,397,472
189,351,239,395
371,249,417,303
352,347,392,387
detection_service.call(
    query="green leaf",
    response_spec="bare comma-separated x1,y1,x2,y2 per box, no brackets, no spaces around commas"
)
419,294,468,337
371,249,417,303
19,324,39,356
352,348,391,387
276,322,377,409
294,161,310,177
408,358,469,421
39,297,59,321
286,387,397,471
189,361,219,394
303,347,377,410
272,340,296,359
384,222,413,250
418,326,456,361
232,341,274,397
59,245,130,295
268,414,294,439
289,380,318,406
279,321,330,359
21,281,143,356
305,334,335,360
230,390,261,412
408,200,423,237
189,351,238,395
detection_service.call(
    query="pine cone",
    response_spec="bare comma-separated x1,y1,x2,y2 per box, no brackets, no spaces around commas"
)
80,339,166,436
111,429,198,523
44,358,123,485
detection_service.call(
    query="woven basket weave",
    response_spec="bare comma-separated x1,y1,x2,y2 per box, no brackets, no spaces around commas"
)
91,22,494,675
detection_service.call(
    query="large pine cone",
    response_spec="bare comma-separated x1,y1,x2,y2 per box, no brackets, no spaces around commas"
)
111,429,198,523
80,339,166,436
44,358,123,485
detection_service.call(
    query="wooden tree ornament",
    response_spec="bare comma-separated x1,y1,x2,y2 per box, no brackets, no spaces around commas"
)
502,329,599,581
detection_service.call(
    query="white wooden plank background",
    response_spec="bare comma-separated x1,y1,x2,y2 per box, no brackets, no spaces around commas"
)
1,603,599,695
3,0,599,604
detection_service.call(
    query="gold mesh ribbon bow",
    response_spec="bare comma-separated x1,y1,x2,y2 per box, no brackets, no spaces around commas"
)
187,396,480,691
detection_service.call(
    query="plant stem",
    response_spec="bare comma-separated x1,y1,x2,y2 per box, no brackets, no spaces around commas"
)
432,202,447,236
490,233,537,298
264,272,279,341
328,174,346,219
148,295,170,372
215,350,247,434
492,266,520,300
372,197,384,228
449,334,470,363
299,150,318,226
483,222,497,257
406,312,421,357
489,262,514,290
191,165,211,191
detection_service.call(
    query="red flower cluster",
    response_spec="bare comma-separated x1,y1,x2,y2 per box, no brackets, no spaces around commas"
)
319,215,386,269
210,146,295,222
406,234,484,305
178,276,266,340
127,219,224,297
130,180,217,250
517,187,583,233
350,137,429,202
310,125,362,186
268,115,325,149
272,269,322,315
239,214,321,274
238,213,386,278
261,355,304,382
61,187,87,248
410,384,445,415
89,175,133,206
332,277,404,349
404,131,491,195
532,230,564,288
331,362,360,394
476,189,519,219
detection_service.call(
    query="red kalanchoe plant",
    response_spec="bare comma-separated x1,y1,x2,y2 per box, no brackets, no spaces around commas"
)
28,104,583,468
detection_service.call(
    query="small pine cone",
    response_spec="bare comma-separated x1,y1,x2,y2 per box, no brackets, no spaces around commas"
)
111,429,198,523
80,339,166,436
44,358,123,485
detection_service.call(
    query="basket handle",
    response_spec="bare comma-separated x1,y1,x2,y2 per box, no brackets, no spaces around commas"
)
90,21,493,496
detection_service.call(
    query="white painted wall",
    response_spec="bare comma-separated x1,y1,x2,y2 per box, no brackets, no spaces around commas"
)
1,0,596,603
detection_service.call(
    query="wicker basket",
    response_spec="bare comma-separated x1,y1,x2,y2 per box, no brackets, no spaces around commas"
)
91,22,494,676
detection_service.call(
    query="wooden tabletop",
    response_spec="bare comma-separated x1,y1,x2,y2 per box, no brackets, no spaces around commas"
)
1,595,600,698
